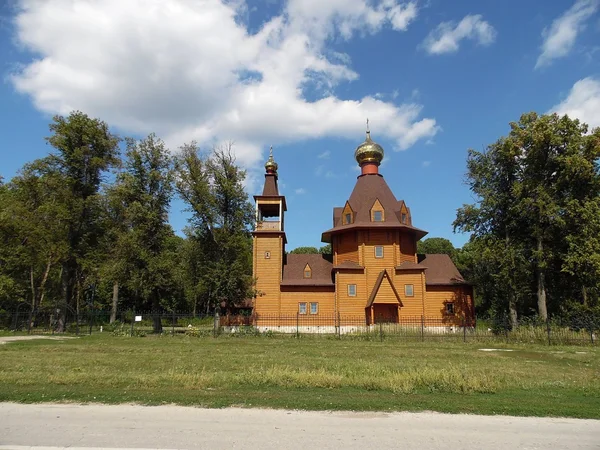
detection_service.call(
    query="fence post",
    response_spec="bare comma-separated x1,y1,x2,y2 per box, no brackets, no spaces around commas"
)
337,311,341,339
89,306,94,336
296,312,299,339
76,309,80,336
213,309,220,338
379,320,383,342
172,310,176,336
130,307,135,337
546,317,551,346
591,328,595,345
462,317,466,343
420,315,424,342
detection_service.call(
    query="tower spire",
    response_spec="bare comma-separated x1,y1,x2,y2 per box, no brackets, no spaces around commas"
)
265,145,278,175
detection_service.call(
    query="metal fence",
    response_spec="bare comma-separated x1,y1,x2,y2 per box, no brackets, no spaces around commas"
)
1,307,597,345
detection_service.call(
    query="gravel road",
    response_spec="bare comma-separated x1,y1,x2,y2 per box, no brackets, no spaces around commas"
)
1,403,599,449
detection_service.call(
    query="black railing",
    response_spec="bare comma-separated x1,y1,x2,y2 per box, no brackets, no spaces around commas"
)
0,309,597,345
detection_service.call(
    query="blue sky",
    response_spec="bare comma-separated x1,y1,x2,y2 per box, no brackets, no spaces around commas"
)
1,0,599,251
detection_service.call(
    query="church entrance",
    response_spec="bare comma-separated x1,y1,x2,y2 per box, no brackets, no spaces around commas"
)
371,304,399,324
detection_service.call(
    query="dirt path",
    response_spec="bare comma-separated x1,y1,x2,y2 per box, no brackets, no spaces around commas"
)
1,403,599,449
0,335,76,344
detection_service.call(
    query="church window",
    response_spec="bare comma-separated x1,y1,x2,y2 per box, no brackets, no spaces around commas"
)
375,246,384,258
373,211,383,222
445,303,455,315
401,213,407,224
405,284,414,297
348,284,357,296
345,213,352,224
310,302,319,314
304,264,312,278
299,303,307,314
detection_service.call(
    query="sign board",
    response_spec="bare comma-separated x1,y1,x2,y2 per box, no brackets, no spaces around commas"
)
135,315,142,322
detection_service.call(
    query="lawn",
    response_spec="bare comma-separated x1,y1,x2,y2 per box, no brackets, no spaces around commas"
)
0,334,598,418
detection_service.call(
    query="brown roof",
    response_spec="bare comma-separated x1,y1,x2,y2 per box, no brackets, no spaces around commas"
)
333,260,365,270
281,254,334,286
262,174,279,196
366,270,403,307
396,261,427,271
322,174,428,242
418,254,467,285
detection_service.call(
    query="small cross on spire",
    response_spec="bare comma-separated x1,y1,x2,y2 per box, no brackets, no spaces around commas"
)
366,118,370,133
269,145,273,157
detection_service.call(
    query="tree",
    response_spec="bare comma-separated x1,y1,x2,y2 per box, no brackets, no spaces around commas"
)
417,238,456,258
290,246,319,254
319,244,332,255
111,134,174,332
44,112,120,322
174,142,254,313
455,112,600,322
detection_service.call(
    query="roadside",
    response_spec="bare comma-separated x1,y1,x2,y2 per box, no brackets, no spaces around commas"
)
1,403,599,450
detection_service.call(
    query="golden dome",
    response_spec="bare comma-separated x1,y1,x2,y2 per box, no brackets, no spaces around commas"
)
355,130,384,166
265,146,278,173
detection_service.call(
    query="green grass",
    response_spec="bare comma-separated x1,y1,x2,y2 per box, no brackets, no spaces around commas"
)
0,334,599,418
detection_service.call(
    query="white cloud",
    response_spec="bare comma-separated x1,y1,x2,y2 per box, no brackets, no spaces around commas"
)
294,188,306,194
11,0,435,169
550,77,600,128
317,150,331,159
422,14,496,55
422,160,431,167
535,0,599,69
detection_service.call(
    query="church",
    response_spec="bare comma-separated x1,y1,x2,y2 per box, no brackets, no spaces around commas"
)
251,129,474,331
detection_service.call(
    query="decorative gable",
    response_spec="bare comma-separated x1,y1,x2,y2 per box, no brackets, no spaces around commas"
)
370,199,385,222
342,201,354,225
303,263,312,278
397,201,411,225
366,270,403,307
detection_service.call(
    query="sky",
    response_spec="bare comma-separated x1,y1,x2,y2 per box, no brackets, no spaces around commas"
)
1,0,599,251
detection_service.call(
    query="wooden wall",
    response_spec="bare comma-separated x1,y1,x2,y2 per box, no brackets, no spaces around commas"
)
424,285,474,325
279,286,335,316
336,270,367,317
394,270,425,317
253,234,282,315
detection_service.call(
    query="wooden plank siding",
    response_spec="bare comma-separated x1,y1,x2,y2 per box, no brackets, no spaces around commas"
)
334,232,359,265
336,271,368,319
279,286,335,318
424,285,474,326
253,235,283,316
399,232,417,263
393,270,425,316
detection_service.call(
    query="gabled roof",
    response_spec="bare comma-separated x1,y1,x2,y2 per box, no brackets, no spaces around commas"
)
418,254,467,285
281,254,334,286
366,270,403,307
322,174,428,242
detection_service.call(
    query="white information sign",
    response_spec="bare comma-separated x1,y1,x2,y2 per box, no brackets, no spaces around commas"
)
135,315,142,322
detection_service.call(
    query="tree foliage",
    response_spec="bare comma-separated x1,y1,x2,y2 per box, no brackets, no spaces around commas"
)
455,112,600,321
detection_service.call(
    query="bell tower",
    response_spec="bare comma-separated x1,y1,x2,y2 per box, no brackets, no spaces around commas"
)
252,147,286,315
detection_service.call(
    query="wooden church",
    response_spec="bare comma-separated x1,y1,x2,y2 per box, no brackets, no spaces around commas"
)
252,129,473,330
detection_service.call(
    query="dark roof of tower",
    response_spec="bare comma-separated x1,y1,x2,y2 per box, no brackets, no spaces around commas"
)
418,254,467,285
262,174,279,196
280,254,334,286
321,174,428,242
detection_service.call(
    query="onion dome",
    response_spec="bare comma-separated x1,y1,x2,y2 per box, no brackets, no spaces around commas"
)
354,124,384,167
265,146,278,174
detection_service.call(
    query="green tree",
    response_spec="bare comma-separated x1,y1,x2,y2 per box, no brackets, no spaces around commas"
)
111,134,174,332
174,142,254,313
417,238,456,258
290,246,320,254
455,112,600,322
44,112,120,319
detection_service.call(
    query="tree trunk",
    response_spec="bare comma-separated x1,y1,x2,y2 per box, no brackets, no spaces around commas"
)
110,281,119,323
152,291,162,334
508,294,518,329
536,237,548,321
